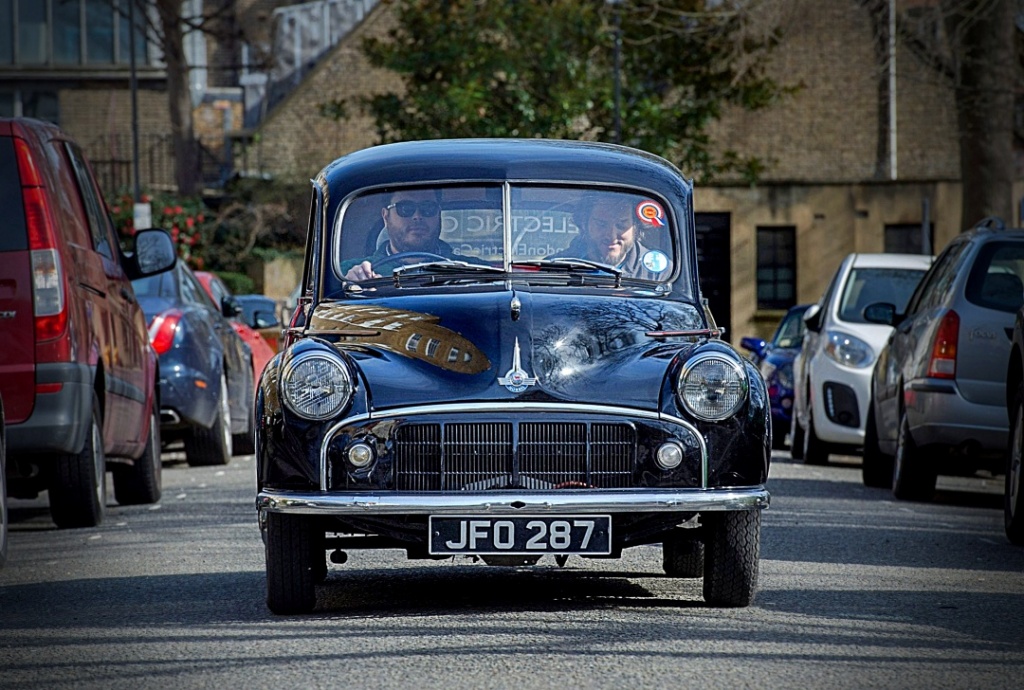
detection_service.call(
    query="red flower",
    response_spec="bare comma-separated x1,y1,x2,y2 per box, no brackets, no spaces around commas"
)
174,205,183,214
197,213,205,222
163,206,173,216
186,217,194,228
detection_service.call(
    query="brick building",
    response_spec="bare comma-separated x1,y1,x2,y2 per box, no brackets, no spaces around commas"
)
3,0,1021,342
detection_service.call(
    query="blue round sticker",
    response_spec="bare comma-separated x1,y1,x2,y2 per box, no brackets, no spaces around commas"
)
642,250,669,273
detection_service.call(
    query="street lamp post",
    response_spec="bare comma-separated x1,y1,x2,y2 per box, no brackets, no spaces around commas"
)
607,0,622,145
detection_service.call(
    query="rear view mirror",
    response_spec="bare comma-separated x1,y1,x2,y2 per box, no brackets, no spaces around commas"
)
863,302,897,326
803,304,823,333
126,228,176,279
253,310,280,329
222,296,242,319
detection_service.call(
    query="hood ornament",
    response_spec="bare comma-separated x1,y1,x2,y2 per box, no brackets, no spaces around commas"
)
498,338,537,393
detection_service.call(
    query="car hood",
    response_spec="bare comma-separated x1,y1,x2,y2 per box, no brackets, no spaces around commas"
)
828,320,894,356
307,289,706,410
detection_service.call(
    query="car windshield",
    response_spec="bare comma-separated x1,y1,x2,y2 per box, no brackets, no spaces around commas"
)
773,307,808,348
838,267,927,323
333,184,676,285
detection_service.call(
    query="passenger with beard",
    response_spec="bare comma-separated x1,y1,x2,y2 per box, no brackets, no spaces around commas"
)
556,193,666,280
342,189,453,280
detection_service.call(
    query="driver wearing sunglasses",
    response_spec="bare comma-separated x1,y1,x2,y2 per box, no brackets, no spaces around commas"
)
343,189,453,280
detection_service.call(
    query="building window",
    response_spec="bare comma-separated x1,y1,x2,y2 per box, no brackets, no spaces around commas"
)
756,226,796,310
885,223,934,255
0,88,59,122
0,0,150,67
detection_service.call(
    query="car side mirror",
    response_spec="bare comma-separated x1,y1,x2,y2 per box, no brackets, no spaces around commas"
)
252,310,280,329
863,302,898,326
739,336,768,358
803,304,823,333
125,228,176,280
221,296,242,318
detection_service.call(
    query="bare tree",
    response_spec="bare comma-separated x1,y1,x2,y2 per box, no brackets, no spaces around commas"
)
860,0,1018,229
127,0,248,195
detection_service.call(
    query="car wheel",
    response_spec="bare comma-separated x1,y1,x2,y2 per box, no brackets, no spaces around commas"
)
771,420,788,451
702,510,760,607
266,512,320,614
862,402,893,488
662,534,704,578
49,392,106,529
803,412,829,465
185,371,232,467
892,408,936,502
113,404,162,505
232,376,255,457
790,418,805,460
1005,383,1024,545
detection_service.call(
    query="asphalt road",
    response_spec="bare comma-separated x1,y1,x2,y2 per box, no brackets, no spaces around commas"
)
1,449,1022,689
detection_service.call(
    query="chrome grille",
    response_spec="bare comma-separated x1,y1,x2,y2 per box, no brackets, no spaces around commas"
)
394,421,635,491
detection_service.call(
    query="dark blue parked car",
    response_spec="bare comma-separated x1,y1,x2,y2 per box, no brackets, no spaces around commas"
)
741,304,811,449
132,261,255,466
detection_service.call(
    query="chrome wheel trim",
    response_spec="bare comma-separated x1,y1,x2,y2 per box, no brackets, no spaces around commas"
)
219,372,231,453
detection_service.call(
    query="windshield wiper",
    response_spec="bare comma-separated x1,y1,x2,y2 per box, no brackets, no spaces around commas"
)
391,260,506,285
511,258,623,286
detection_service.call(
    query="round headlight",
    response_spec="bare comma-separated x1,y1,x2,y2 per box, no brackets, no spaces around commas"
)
678,354,748,421
281,352,353,420
823,330,874,368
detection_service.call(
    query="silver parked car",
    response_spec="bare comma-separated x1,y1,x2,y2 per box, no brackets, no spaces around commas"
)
864,218,1024,499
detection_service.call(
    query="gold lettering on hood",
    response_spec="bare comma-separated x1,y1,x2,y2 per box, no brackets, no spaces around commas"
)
311,304,490,374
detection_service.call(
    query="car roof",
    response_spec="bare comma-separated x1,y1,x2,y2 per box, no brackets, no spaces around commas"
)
847,252,934,269
318,139,694,203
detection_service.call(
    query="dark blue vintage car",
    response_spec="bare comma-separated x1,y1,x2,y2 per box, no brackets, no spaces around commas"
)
256,139,771,613
740,304,811,449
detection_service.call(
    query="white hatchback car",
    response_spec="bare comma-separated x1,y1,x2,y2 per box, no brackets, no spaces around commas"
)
792,253,932,464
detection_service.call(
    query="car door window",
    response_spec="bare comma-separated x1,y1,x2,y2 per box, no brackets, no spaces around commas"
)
905,242,964,316
65,143,115,261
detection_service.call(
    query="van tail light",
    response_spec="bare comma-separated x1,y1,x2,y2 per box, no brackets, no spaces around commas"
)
927,310,959,379
149,310,183,355
16,137,68,342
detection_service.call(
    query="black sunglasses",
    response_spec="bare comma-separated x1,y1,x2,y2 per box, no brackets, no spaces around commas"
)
386,200,441,218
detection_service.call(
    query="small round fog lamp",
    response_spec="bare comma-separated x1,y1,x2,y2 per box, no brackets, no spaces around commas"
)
656,442,684,470
348,442,375,468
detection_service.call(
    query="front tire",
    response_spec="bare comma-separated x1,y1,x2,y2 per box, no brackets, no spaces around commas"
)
113,405,162,505
862,403,893,488
892,408,936,501
803,412,829,465
702,510,760,607
49,393,106,528
1006,383,1024,545
185,371,231,467
790,418,805,460
662,534,704,578
265,512,321,614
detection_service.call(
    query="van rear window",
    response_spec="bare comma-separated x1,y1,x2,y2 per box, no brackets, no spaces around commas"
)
0,136,28,252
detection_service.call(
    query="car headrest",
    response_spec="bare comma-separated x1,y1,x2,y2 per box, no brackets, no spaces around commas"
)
981,272,1024,310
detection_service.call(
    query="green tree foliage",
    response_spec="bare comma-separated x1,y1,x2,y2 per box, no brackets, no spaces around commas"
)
323,0,787,183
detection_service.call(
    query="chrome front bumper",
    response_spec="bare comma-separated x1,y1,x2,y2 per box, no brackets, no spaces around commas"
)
257,486,770,517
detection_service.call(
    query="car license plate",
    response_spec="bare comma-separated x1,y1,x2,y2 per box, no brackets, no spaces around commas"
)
428,515,612,555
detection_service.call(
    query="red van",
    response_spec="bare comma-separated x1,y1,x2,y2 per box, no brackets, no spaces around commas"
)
0,117,175,529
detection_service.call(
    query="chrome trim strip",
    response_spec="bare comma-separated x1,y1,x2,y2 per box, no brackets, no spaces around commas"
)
318,402,708,490
259,486,769,516
502,181,512,269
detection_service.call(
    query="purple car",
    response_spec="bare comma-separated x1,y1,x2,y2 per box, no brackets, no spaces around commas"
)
741,304,811,449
